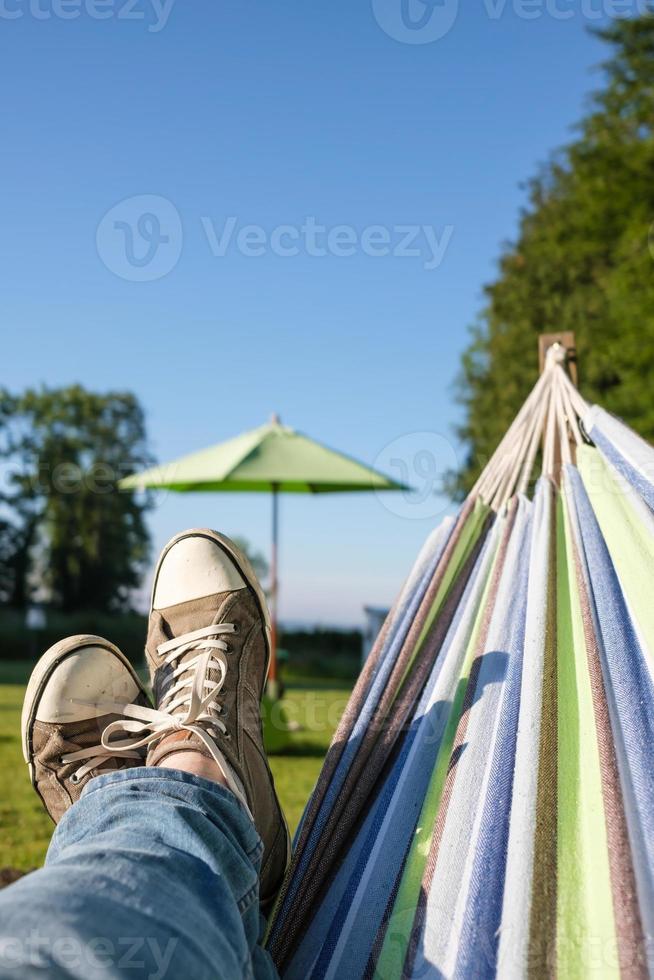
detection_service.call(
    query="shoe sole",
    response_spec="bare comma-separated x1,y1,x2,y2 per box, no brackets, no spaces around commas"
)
150,529,292,880
21,634,145,788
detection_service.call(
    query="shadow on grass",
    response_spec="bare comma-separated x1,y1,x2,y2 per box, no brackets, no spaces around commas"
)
0,868,28,889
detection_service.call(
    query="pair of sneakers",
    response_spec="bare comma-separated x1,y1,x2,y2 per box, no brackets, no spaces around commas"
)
21,529,291,908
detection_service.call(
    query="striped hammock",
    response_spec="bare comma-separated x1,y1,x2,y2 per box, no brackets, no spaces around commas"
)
266,344,654,979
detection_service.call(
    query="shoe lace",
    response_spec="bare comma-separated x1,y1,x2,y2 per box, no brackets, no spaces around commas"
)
96,623,249,810
61,741,143,785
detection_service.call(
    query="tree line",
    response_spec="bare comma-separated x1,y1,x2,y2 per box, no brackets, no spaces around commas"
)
450,12,654,497
0,386,152,613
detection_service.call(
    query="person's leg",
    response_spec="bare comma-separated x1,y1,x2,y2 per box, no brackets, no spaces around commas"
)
0,767,276,980
1,530,290,978
106,527,292,908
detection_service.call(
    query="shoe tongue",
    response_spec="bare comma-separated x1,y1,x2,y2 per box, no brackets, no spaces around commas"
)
157,594,230,719
159,593,225,640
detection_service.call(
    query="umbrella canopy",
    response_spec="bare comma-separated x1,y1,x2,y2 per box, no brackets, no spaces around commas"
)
120,416,407,693
119,417,406,494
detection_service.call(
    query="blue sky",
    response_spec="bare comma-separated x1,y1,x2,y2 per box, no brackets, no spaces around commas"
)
1,0,616,624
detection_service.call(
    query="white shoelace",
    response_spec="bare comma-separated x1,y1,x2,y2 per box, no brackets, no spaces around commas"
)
61,743,142,784
95,623,250,812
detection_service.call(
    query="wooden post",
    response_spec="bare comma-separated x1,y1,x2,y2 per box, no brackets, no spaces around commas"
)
538,331,578,385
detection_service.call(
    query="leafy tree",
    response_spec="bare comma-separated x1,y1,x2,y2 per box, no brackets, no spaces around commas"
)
0,386,154,612
0,393,38,607
450,11,654,498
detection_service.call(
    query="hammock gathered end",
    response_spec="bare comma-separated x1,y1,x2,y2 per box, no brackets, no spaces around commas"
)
267,340,654,980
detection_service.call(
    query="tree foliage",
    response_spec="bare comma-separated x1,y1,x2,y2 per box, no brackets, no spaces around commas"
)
0,386,153,612
232,537,269,591
451,11,654,498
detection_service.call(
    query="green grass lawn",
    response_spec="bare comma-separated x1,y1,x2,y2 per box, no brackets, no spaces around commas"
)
0,661,350,874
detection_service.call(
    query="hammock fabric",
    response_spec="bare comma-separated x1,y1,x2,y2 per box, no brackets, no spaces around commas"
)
266,345,654,979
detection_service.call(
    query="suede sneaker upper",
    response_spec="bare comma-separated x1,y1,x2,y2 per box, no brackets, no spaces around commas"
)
101,529,291,909
21,635,149,823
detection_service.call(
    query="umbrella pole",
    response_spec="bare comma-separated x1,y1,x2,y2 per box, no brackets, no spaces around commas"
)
267,484,280,699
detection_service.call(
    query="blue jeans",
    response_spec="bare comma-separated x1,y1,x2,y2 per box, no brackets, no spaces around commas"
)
0,768,279,980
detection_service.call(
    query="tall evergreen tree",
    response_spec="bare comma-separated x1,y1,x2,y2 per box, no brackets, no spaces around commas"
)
451,11,654,498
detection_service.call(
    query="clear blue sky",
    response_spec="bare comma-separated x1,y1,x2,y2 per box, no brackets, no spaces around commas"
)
1,1,613,624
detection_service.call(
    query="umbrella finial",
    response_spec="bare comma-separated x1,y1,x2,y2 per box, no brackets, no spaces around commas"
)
271,412,281,426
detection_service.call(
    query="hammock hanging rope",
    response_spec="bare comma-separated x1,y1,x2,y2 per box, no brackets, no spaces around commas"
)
266,340,654,980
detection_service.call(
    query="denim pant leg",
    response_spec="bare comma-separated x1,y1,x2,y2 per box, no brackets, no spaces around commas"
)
0,768,279,980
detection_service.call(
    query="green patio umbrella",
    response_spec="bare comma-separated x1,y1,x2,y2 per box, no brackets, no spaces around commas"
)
120,415,407,693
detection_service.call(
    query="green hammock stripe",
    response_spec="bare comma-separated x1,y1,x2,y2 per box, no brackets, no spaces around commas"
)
557,490,617,979
578,446,654,667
